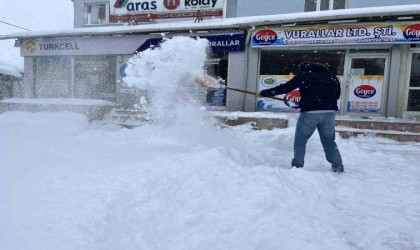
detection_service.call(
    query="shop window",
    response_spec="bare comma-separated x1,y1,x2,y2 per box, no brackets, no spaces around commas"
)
203,53,228,107
257,50,345,112
84,3,108,25
0,75,13,100
407,53,420,111
351,58,385,76
34,56,71,98
74,56,116,101
259,50,345,76
304,0,346,11
349,49,389,54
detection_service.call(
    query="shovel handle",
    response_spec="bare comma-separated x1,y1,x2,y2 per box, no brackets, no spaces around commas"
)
224,86,288,102
195,75,292,103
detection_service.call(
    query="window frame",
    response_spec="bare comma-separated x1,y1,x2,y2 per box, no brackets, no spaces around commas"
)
259,49,346,76
34,56,72,98
84,3,109,25
405,50,420,113
304,0,347,12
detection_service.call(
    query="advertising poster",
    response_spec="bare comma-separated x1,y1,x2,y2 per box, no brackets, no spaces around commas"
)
252,22,420,47
257,75,300,112
257,75,343,112
347,75,383,113
110,0,224,21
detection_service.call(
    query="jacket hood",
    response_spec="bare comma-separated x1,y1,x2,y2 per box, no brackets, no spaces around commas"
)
299,61,330,73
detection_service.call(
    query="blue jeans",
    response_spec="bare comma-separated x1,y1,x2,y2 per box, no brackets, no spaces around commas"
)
292,112,343,169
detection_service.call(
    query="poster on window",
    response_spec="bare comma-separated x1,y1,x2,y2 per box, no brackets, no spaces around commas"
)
257,75,343,112
257,75,300,112
347,75,383,113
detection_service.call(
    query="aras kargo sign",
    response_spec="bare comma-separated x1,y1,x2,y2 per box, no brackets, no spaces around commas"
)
110,0,224,21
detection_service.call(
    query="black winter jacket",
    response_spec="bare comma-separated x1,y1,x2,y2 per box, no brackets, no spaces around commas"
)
260,62,341,112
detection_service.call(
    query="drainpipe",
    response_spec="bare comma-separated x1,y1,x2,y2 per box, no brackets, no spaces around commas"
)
242,25,255,111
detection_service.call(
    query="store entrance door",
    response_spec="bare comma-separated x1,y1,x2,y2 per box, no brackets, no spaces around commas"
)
343,56,389,116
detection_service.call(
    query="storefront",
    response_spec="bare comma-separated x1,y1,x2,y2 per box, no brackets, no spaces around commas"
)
406,47,420,114
20,30,245,110
7,5,420,119
251,21,420,118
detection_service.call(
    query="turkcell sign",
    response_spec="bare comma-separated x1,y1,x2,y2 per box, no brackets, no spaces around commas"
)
135,33,245,53
251,22,420,47
23,40,82,56
110,0,223,15
38,43,80,51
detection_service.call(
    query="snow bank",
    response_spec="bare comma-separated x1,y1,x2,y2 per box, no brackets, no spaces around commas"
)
1,111,420,250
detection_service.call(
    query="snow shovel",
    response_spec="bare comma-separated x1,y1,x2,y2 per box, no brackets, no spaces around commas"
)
222,85,288,102
195,74,290,102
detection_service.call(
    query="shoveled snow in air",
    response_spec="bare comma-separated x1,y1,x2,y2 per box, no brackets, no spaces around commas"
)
1,37,420,250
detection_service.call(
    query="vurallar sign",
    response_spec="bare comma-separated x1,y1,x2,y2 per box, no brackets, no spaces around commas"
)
110,0,224,21
251,22,420,47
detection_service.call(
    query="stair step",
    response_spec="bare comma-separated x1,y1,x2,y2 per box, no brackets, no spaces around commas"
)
336,118,420,133
107,115,149,121
102,108,151,128
113,110,148,115
336,126,420,142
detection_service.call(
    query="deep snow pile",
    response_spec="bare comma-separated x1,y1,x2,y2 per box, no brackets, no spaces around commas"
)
1,111,420,250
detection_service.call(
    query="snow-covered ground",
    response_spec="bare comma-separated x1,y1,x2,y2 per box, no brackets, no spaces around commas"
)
1,109,420,250
1,36,420,250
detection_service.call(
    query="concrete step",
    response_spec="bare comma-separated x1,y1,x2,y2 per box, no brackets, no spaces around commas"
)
103,108,151,127
212,115,288,130
336,126,420,142
211,112,420,142
104,110,420,142
335,117,420,142
336,117,420,133
113,109,149,116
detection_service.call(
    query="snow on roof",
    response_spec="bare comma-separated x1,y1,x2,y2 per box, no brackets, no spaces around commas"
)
0,62,22,78
3,4,420,39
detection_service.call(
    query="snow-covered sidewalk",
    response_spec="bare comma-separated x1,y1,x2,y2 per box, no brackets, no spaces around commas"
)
1,110,419,250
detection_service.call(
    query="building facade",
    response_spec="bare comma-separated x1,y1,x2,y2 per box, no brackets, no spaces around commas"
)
19,30,245,109
247,22,420,119
72,0,420,28
5,0,420,119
